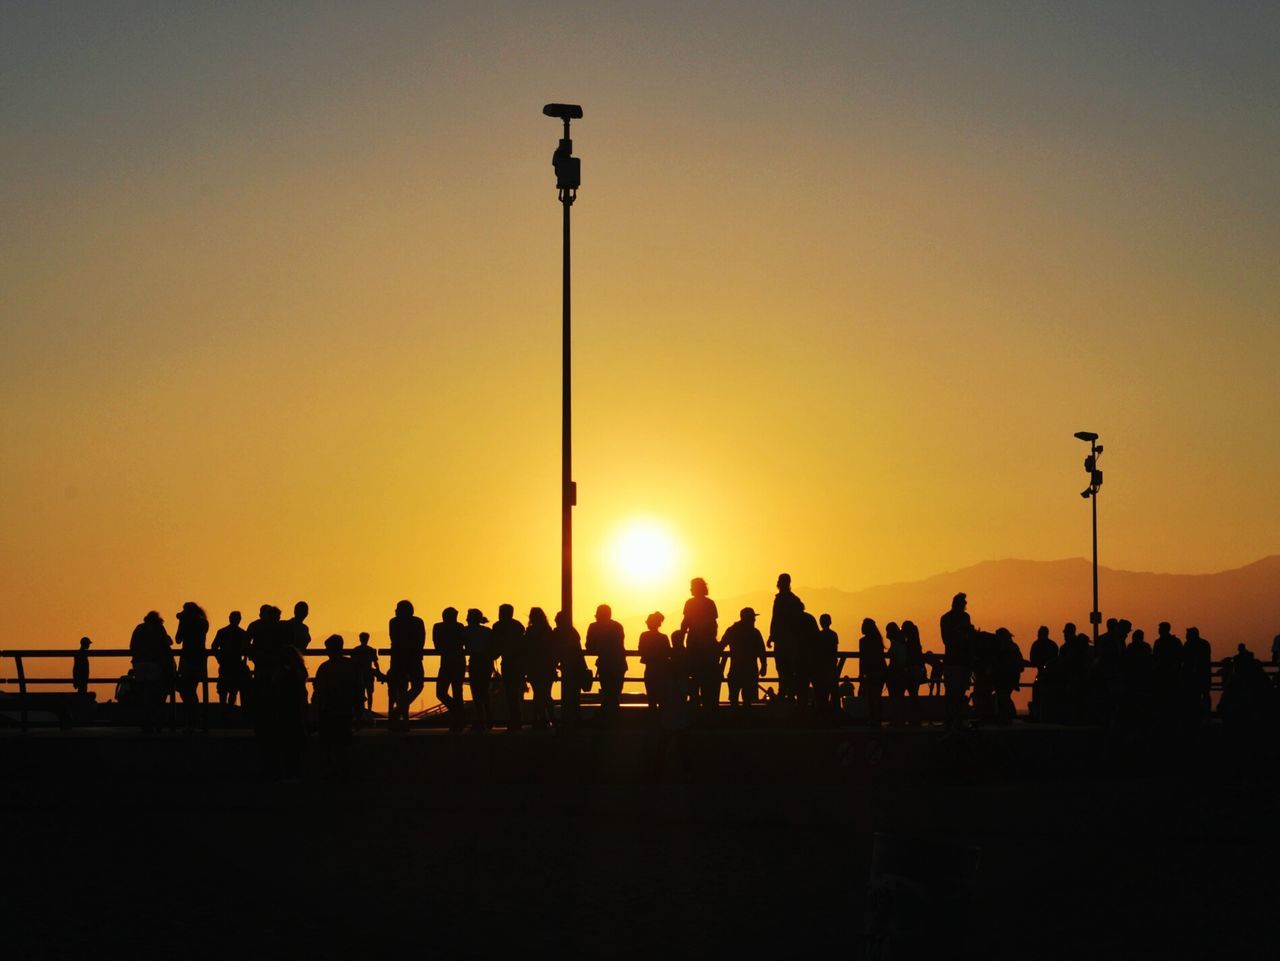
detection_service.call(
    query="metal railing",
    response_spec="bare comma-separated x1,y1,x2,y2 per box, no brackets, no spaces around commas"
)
1,647,1271,733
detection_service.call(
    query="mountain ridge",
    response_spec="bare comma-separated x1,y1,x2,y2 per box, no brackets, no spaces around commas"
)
719,555,1280,658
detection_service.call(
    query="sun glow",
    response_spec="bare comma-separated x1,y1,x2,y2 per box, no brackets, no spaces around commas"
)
608,518,680,587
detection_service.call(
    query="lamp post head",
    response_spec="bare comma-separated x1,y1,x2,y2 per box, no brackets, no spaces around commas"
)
544,103,583,198
1073,431,1099,443
542,103,584,121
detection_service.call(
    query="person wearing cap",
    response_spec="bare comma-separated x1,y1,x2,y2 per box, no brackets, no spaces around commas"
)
433,607,467,732
387,600,426,730
585,604,627,721
72,637,92,695
464,608,495,731
721,608,767,709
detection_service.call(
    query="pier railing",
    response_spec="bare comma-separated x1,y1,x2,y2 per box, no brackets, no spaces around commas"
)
1,647,1271,732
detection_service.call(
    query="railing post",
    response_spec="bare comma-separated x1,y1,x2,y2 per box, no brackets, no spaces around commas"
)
201,673,210,734
15,654,28,734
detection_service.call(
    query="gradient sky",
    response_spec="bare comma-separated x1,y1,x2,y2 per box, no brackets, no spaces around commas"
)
3,1,1278,648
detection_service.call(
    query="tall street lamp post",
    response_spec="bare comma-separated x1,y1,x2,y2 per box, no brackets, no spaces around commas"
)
544,103,583,628
1074,430,1105,644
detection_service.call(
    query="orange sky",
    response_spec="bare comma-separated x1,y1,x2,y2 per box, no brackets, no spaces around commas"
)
2,3,1279,650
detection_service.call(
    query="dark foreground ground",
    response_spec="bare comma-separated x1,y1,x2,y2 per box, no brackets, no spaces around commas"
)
4,722,1279,960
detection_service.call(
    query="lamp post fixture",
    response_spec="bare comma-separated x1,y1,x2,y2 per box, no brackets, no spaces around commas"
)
544,103,583,629
1074,430,1104,644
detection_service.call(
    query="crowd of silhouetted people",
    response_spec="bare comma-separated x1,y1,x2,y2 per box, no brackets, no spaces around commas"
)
58,573,1280,779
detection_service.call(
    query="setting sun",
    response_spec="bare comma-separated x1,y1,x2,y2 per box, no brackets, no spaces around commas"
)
607,518,681,588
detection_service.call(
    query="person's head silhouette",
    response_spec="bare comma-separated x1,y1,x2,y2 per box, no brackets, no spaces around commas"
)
595,604,611,622
777,573,791,591
324,634,344,654
442,606,458,624
646,611,665,630
554,610,569,628
229,611,241,627
396,600,414,618
529,607,549,630
144,610,163,626
498,603,514,621
690,577,709,598
466,608,487,626
294,601,309,621
79,636,91,650
1158,622,1172,637
1036,626,1049,641
740,607,758,624
358,631,370,646
819,613,832,630
951,593,967,612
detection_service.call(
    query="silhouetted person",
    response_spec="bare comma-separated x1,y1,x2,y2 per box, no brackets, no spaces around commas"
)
1272,633,1280,667
721,608,767,709
246,604,306,779
312,634,360,780
553,611,584,727
349,632,382,720
1057,621,1091,724
792,603,822,711
1183,627,1212,720
859,618,886,727
464,608,495,731
1152,621,1183,721
939,593,973,729
924,652,943,698
664,629,692,731
681,577,720,713
129,610,172,733
637,611,672,712
1123,628,1154,719
210,611,249,709
387,600,426,731
525,607,557,728
173,601,209,731
885,622,906,724
970,629,997,723
813,612,840,716
769,573,805,703
898,620,924,725
72,637,91,695
992,628,1023,724
585,604,626,722
433,608,466,732
1220,643,1272,729
492,604,526,731
1029,626,1058,673
286,600,311,652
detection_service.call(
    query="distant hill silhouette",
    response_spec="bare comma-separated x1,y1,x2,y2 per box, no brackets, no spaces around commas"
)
724,557,1280,658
